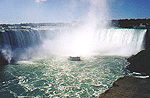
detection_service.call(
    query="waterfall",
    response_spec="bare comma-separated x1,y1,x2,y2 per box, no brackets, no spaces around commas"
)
0,29,59,61
0,28,147,61
96,28,146,56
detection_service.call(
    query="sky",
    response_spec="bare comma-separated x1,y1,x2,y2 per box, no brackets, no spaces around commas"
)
0,0,150,24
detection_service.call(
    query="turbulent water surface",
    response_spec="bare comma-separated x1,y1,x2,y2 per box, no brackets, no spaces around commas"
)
0,56,127,97
0,27,147,97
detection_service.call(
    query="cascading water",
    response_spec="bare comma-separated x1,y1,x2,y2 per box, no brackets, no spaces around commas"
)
0,27,148,97
0,29,61,60
40,28,147,57
0,28,147,61
96,28,147,56
0,0,148,97
0,30,50,50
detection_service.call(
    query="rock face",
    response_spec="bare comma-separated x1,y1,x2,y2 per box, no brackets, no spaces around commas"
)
0,51,9,66
126,49,150,75
0,50,15,66
99,76,150,98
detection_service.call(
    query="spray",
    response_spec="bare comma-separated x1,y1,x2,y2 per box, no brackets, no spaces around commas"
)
41,0,110,56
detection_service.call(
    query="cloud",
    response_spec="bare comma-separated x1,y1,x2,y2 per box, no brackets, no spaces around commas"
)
35,0,47,3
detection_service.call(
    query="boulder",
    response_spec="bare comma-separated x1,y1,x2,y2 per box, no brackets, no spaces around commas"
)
0,51,8,65
99,76,150,98
126,49,150,75
0,50,15,66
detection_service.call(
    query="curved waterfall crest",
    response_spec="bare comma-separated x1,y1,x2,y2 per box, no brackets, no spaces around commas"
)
0,28,147,61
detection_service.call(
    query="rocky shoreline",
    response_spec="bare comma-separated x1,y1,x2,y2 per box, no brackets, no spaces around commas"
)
99,76,150,98
99,48,150,98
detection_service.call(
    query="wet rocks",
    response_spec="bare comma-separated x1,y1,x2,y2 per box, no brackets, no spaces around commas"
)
99,49,150,98
126,49,150,75
0,51,9,66
0,50,15,66
99,76,150,98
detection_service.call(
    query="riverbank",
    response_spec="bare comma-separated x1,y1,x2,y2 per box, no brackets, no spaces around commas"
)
99,76,150,98
99,47,150,98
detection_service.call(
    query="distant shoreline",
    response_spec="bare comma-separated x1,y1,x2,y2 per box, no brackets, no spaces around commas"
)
112,18,150,29
0,18,150,29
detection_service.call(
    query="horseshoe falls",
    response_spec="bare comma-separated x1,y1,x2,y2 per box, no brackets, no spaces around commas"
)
0,27,147,97
96,29,146,56
0,28,146,59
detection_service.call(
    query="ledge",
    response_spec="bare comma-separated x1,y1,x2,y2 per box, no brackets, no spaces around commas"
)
99,76,150,98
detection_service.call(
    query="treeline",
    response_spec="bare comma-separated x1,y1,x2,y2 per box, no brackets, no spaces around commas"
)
112,18,150,29
1,19,150,29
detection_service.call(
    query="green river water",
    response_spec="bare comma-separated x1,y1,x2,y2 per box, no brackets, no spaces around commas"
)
0,56,127,98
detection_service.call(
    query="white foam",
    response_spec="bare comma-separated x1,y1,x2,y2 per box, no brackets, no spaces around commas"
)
16,61,35,64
